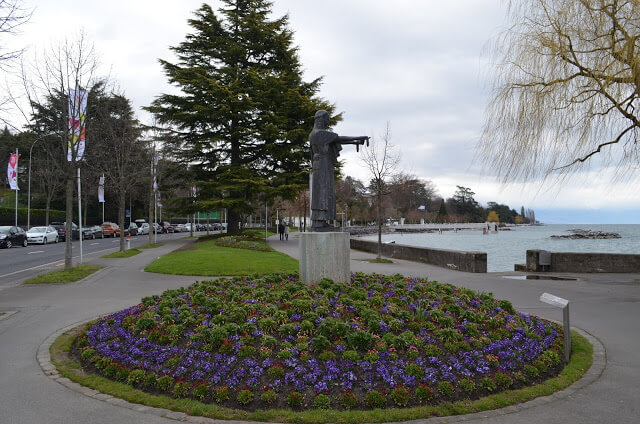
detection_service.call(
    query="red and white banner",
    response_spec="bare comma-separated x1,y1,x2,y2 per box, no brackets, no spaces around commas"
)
68,88,88,161
7,153,19,190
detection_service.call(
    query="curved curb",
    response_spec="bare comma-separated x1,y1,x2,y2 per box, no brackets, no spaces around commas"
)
38,322,605,424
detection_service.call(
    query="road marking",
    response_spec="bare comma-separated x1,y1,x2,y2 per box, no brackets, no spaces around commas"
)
28,251,45,254
90,243,100,246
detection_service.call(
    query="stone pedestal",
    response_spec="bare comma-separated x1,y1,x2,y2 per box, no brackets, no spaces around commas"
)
299,232,350,285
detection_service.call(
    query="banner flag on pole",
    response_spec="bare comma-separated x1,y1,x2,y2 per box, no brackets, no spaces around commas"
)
98,176,105,203
67,88,88,162
7,153,19,190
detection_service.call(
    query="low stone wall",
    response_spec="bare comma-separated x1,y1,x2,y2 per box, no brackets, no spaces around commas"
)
526,249,640,273
350,239,487,273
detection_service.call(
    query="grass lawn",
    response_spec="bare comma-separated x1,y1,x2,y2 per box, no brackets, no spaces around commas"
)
102,249,141,258
138,243,163,249
144,239,298,276
23,265,102,284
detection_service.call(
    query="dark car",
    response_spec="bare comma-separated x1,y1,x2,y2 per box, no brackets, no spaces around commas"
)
0,226,28,248
89,225,104,239
160,222,174,233
50,222,79,241
128,222,139,236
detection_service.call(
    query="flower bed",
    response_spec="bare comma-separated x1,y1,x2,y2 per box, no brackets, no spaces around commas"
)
74,273,564,411
214,236,273,251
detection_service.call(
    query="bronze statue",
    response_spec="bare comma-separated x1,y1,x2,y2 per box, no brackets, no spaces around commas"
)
309,110,369,231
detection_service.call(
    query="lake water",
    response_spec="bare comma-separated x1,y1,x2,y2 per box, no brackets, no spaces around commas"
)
361,224,640,272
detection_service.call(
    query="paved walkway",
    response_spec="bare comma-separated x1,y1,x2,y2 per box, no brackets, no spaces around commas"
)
0,234,637,423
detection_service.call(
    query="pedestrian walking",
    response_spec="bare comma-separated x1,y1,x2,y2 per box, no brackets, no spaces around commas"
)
284,223,289,241
278,222,284,240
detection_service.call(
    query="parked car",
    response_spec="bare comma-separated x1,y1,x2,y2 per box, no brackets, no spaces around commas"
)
184,223,194,232
152,223,161,233
81,226,94,240
26,226,58,244
160,222,174,233
50,222,79,241
101,222,119,238
88,225,104,239
128,222,139,236
138,223,150,235
134,219,147,227
0,226,28,248
115,225,129,237
174,223,186,232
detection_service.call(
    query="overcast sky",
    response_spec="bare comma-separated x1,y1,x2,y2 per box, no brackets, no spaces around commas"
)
3,0,639,223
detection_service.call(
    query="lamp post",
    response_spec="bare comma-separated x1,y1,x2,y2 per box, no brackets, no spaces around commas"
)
27,133,55,230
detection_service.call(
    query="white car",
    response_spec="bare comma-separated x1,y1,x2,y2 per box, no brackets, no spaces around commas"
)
138,223,150,235
26,226,59,244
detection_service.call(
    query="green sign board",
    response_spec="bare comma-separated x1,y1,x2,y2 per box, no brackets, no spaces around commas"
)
196,211,221,220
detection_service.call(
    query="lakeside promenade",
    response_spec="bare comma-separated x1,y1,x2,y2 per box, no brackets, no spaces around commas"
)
0,234,637,423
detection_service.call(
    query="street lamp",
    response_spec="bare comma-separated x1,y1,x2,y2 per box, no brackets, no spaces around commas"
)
27,133,55,230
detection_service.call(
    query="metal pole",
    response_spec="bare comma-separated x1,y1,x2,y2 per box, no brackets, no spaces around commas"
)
563,303,571,363
77,168,83,264
102,174,105,223
265,203,268,241
14,148,18,226
27,140,38,230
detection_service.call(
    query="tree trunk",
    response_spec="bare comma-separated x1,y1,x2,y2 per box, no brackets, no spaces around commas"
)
377,191,382,259
64,176,74,270
119,189,126,252
228,210,241,234
148,176,154,245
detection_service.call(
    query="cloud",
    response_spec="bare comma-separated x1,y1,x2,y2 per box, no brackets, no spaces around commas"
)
3,0,638,221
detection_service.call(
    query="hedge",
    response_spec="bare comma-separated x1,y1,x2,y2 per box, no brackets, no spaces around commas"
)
0,207,65,226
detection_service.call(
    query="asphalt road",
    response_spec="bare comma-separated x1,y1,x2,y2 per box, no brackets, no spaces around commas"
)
0,231,195,289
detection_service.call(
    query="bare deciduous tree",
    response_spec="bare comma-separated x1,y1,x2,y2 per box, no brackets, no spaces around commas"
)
0,0,30,67
480,0,640,182
22,32,99,268
360,122,400,258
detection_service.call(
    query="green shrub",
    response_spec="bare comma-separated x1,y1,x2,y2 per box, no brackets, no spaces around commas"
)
459,378,476,393
261,389,277,404
340,390,358,409
287,391,304,407
438,381,455,397
415,384,433,403
126,369,146,386
524,364,539,379
313,393,331,409
193,382,210,400
494,372,513,389
481,377,497,392
342,350,360,362
347,330,374,351
214,385,230,403
236,389,254,405
156,375,174,392
405,363,424,378
311,335,330,352
364,390,386,408
173,381,190,398
390,386,410,406
80,347,95,361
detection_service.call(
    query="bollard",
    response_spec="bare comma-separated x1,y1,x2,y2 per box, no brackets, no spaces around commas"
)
540,292,571,363
126,234,131,250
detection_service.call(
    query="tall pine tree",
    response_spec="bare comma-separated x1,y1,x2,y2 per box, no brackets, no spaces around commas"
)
147,1,337,233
